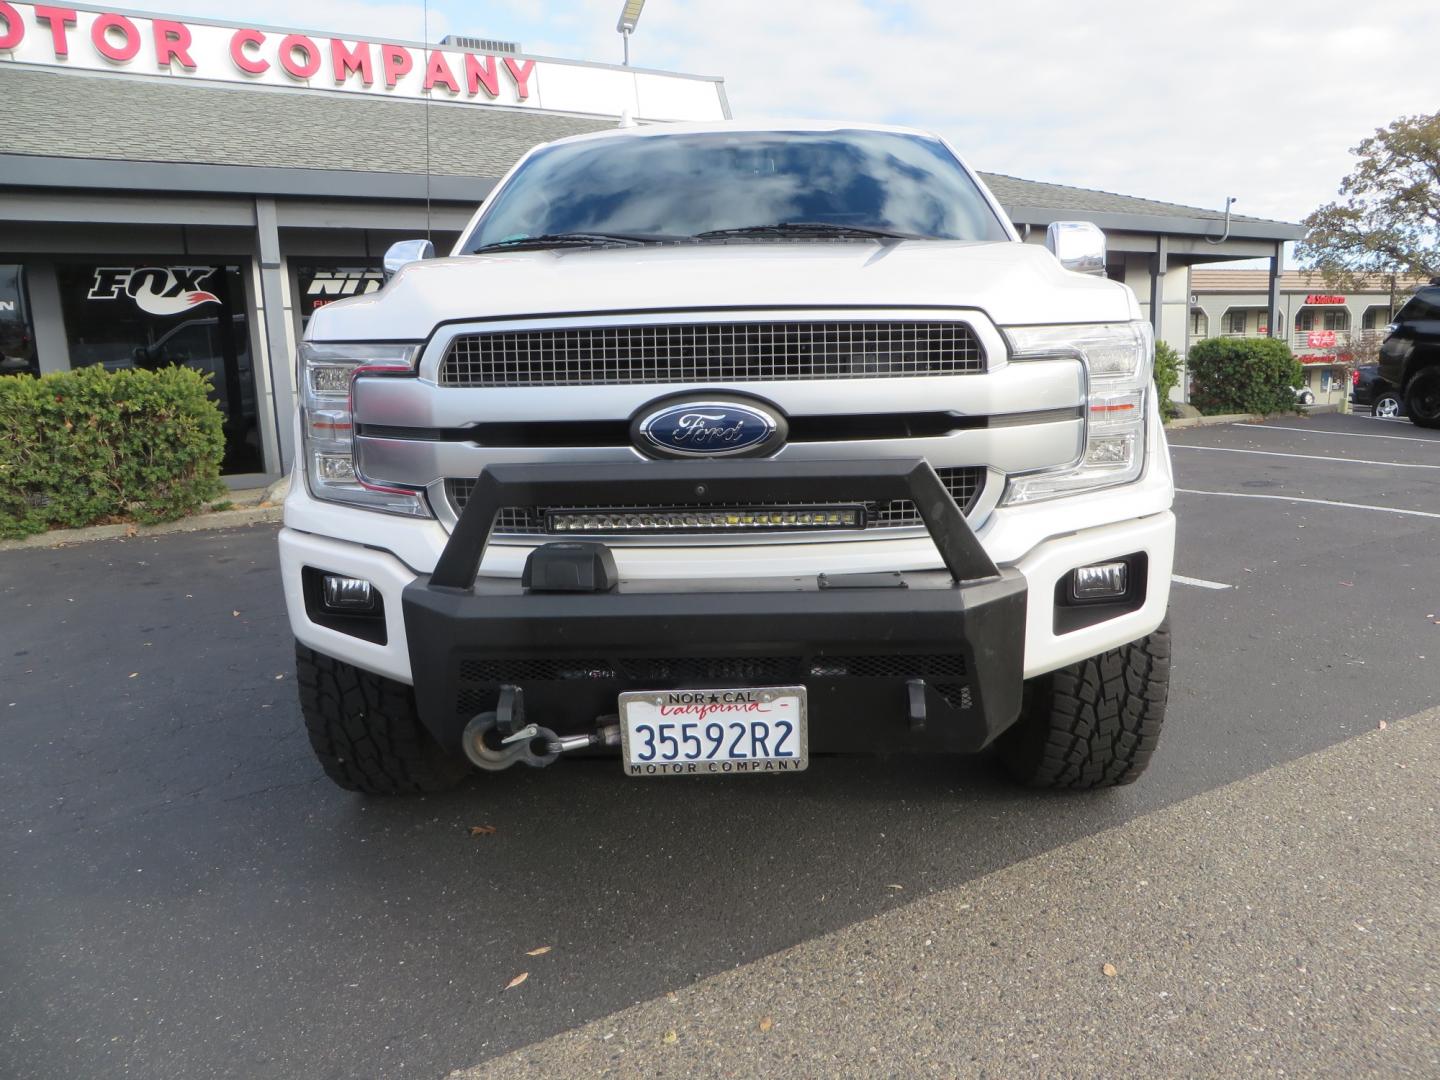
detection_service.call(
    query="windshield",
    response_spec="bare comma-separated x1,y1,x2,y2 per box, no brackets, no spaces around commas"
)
463,130,1010,251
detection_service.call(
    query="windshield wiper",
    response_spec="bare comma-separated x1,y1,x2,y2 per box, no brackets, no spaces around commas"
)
472,232,678,254
693,222,926,241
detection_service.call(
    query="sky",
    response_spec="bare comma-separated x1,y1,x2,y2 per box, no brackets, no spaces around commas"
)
136,0,1435,230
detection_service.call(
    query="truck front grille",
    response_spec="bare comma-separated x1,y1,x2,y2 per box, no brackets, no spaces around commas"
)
439,320,985,387
445,465,985,536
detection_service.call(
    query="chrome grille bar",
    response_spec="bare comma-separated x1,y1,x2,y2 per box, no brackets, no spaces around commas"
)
439,320,985,387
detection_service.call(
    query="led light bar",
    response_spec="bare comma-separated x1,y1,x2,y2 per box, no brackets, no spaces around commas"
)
545,506,866,534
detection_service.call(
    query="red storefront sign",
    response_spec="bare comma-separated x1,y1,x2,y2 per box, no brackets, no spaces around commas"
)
1304,295,1346,305
0,3,536,102
1306,330,1337,348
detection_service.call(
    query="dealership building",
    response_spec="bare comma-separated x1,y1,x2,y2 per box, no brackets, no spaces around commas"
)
0,2,1303,484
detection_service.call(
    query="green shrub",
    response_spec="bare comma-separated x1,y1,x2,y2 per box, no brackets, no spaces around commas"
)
0,365,225,539
1186,337,1304,416
1153,339,1180,415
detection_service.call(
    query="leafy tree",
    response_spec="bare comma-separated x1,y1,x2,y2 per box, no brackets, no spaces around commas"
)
1298,112,1439,287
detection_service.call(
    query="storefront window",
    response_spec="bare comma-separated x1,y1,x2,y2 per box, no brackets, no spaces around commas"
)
293,262,383,330
56,263,261,474
0,264,39,377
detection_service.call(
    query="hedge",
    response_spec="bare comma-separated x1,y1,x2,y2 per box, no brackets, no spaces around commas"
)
1186,336,1305,417
1153,339,1180,415
0,365,226,539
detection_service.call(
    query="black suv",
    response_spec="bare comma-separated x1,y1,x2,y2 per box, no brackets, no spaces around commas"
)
1378,282,1440,428
1351,364,1404,418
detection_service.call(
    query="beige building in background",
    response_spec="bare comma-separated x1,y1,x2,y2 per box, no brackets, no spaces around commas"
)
1186,270,1427,406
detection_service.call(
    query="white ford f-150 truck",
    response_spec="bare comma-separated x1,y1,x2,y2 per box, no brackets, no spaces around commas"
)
279,121,1174,794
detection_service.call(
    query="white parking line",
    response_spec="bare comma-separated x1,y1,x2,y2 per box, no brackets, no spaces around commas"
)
1177,488,1440,519
1172,445,1440,470
1174,574,1232,590
1231,423,1440,445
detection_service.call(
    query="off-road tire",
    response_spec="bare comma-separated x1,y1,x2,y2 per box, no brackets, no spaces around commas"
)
998,622,1170,790
296,644,469,795
1405,369,1440,429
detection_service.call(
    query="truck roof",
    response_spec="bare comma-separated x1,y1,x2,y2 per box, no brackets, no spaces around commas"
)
538,119,945,149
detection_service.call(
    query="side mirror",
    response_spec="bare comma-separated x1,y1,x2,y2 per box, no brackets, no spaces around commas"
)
383,239,436,281
1045,221,1107,276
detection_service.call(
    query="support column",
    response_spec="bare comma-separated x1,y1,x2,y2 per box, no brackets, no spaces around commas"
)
25,260,71,374
1267,243,1283,340
1149,236,1168,338
254,198,296,471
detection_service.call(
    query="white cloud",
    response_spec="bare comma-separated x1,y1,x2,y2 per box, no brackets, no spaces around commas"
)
127,0,447,44
621,0,1435,226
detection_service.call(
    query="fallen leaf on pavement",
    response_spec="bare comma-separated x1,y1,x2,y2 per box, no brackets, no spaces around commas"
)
1339,582,1354,588
1102,963,1118,978
1378,720,1388,730
233,610,241,616
469,825,497,837
526,946,552,956
663,1030,678,1045
128,672,139,679
886,884,904,891
504,972,528,990
759,1017,774,1032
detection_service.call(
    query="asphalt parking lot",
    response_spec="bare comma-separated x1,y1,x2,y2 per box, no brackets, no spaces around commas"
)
2,411,1437,1079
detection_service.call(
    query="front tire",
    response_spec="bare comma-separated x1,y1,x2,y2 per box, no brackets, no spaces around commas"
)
295,644,470,795
998,622,1171,790
1405,369,1440,429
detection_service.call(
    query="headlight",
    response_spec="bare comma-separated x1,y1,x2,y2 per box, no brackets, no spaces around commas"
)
298,341,430,517
1000,321,1153,504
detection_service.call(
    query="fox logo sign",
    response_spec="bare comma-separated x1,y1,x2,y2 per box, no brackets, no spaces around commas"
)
89,267,221,317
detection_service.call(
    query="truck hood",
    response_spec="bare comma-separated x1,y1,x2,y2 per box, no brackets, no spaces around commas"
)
308,240,1139,342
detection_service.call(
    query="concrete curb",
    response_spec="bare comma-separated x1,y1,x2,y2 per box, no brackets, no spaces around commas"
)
1164,412,1264,430
0,504,283,552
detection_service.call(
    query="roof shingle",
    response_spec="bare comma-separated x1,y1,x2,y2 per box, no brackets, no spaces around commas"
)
0,65,1302,240
1190,269,1429,294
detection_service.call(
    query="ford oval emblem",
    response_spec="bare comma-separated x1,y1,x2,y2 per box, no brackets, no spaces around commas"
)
633,397,785,459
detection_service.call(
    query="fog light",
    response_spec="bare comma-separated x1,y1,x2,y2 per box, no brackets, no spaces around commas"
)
1070,561,1129,601
322,574,375,611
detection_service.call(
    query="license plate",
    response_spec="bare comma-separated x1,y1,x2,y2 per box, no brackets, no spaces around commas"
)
618,686,809,777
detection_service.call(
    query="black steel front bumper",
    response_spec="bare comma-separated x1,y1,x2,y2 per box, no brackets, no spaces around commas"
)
402,459,1027,756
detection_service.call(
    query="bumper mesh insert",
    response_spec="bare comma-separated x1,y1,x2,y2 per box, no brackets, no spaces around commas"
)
454,653,969,716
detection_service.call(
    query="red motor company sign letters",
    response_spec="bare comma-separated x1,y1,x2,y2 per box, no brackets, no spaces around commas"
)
0,2,537,103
